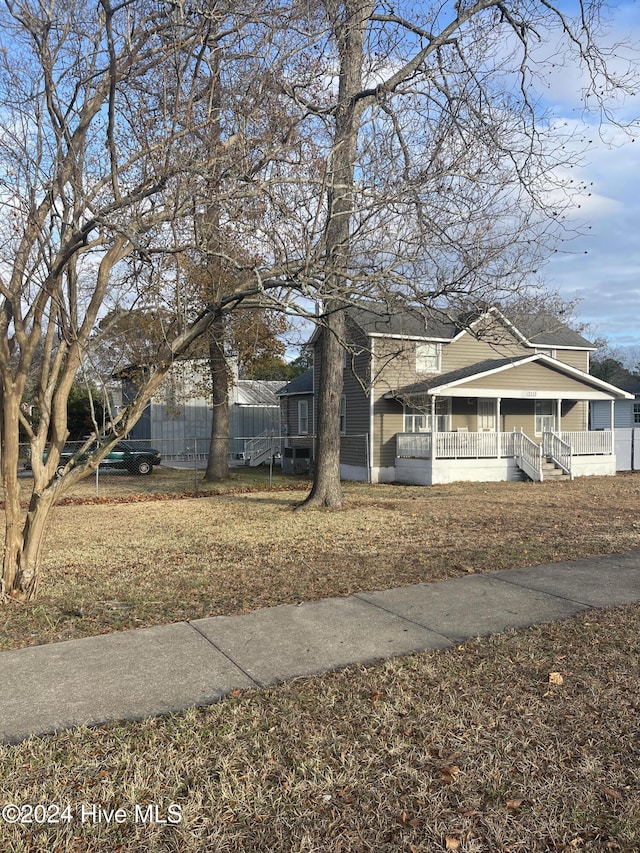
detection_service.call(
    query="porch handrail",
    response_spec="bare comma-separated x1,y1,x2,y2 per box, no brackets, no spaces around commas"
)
244,429,277,460
543,431,573,478
514,429,543,481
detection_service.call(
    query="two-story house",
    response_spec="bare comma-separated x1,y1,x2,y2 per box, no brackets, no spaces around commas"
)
283,304,633,485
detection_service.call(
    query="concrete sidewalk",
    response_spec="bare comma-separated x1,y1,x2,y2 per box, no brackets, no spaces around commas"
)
2,551,640,744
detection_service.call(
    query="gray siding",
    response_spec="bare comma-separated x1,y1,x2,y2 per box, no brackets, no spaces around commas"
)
591,399,635,429
341,322,371,467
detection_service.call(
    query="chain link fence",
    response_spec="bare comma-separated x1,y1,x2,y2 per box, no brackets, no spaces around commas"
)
18,432,372,477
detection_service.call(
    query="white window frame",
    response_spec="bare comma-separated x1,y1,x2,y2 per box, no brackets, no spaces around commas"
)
298,399,309,435
415,342,442,374
339,395,346,434
633,401,640,424
477,398,497,432
535,399,555,435
403,399,450,433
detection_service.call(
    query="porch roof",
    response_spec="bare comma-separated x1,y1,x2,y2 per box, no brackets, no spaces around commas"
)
385,354,635,403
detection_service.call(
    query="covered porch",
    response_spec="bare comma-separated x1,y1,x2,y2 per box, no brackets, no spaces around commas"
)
386,354,632,485
395,429,615,484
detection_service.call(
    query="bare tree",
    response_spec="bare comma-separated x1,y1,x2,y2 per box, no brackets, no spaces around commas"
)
281,0,638,508
1,0,635,600
0,0,286,599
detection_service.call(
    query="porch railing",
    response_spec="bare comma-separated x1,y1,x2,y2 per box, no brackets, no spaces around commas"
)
514,430,543,481
396,432,432,459
397,431,516,460
396,429,614,464
543,431,573,478
560,430,613,455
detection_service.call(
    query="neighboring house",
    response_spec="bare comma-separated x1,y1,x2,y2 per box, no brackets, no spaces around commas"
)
591,380,640,429
277,368,314,473
122,359,285,461
591,380,640,472
294,304,633,486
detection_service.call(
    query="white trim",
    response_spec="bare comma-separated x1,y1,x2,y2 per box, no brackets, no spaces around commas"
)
443,387,621,401
478,398,497,432
416,341,442,373
298,399,309,434
534,399,555,436
449,307,596,351
369,337,375,482
449,307,526,344
368,332,451,343
425,354,634,399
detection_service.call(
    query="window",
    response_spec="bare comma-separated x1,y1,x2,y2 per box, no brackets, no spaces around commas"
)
477,398,497,432
404,406,428,433
416,343,441,373
404,400,450,432
634,401,640,424
298,400,309,435
535,400,555,435
340,395,346,434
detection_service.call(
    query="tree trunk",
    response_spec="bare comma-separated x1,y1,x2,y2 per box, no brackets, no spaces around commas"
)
299,0,371,509
1,391,59,601
300,307,345,508
203,317,230,482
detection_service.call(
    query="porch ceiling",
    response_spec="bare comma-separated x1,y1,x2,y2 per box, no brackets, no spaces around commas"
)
385,355,635,404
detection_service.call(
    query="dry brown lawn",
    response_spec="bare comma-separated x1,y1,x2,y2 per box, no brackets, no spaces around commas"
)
0,604,638,851
1,469,639,851
1,468,640,651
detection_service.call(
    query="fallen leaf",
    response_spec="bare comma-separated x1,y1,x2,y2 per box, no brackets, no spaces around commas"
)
441,765,461,784
548,671,564,685
506,798,524,810
600,785,621,799
445,838,461,851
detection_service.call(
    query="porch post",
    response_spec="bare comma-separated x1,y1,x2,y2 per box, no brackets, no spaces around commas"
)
431,394,437,460
556,399,562,435
496,397,502,458
610,399,615,430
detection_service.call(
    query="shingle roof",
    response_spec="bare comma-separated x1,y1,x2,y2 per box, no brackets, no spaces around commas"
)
347,303,457,340
388,357,525,398
346,302,594,349
510,312,594,348
276,368,313,396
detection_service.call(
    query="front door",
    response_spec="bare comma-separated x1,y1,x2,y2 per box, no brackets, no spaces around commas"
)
478,398,497,432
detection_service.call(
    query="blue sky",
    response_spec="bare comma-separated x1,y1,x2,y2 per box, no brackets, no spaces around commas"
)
536,1,640,353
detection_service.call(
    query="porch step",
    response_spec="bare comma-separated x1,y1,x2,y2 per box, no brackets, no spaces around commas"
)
541,458,570,481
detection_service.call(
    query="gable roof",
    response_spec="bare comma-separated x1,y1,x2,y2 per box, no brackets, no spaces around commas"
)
345,301,594,350
487,308,594,349
385,354,634,402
